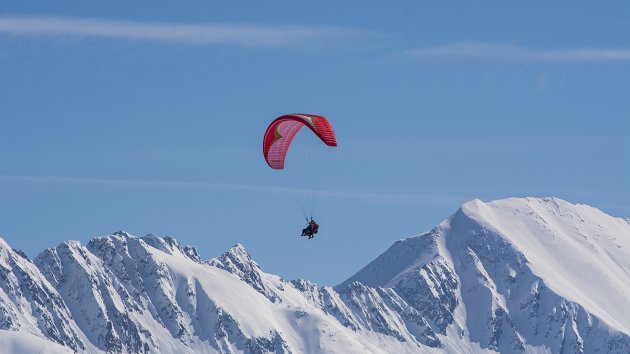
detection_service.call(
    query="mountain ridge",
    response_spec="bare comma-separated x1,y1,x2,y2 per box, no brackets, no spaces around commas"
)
1,197,629,353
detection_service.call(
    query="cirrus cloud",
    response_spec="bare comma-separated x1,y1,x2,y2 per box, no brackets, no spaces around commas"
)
402,42,630,61
0,174,465,206
0,16,360,48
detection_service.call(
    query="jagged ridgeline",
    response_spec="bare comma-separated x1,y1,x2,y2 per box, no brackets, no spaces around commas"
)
1,197,629,353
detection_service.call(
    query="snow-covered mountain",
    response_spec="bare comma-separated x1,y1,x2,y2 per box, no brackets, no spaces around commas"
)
1,197,629,353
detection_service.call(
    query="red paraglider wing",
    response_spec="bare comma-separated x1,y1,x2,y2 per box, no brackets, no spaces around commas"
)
263,114,337,169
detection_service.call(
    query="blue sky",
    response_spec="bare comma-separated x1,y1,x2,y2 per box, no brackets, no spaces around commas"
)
1,1,628,285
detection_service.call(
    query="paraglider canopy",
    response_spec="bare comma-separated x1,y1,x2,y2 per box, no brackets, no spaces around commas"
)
263,114,337,169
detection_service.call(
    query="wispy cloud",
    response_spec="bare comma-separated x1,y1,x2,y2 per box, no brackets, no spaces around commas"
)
402,42,630,61
0,175,465,206
0,16,357,47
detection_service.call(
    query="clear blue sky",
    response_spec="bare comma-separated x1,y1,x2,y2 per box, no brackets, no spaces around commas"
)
1,1,628,285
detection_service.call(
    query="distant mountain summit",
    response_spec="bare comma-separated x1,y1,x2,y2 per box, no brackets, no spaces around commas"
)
1,197,629,353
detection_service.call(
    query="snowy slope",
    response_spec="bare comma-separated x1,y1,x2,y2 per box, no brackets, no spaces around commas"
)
343,197,630,353
0,330,73,354
461,198,630,334
0,197,629,353
0,238,85,351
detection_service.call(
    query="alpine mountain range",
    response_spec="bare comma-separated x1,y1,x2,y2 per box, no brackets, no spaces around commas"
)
1,197,629,353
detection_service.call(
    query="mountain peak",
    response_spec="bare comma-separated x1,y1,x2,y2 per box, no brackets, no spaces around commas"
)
232,242,246,250
452,195,630,335
0,237,11,259
0,237,17,265
337,196,630,352
207,243,281,302
459,196,602,216
226,243,251,261
461,196,563,213
208,243,256,271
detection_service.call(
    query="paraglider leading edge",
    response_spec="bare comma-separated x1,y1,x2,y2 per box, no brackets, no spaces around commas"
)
262,114,337,170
